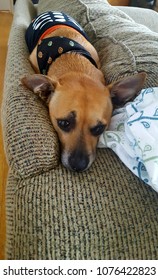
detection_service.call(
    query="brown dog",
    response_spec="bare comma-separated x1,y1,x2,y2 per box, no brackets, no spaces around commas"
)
22,11,146,171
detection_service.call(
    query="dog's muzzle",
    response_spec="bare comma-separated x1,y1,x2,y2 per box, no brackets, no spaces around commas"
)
62,149,93,172
68,150,89,172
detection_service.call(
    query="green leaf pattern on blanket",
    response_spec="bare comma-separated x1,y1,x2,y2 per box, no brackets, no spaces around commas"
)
98,87,158,192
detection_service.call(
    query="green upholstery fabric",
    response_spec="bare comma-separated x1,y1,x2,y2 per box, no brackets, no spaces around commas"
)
2,0,158,259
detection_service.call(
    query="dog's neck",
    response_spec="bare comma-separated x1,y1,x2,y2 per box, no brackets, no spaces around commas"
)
48,52,105,84
37,36,98,75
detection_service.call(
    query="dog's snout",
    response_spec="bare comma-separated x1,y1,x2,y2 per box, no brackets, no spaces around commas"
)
68,150,89,172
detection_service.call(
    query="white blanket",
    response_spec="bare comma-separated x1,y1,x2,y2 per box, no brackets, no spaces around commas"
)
98,87,158,192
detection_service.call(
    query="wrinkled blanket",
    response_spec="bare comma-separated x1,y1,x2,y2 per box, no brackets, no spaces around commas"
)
98,87,158,192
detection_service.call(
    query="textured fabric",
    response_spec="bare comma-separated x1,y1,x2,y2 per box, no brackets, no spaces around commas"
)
25,11,89,53
118,6,158,33
5,150,158,260
2,0,158,260
98,87,158,192
38,0,158,86
2,0,59,178
36,36,97,74
25,10,97,74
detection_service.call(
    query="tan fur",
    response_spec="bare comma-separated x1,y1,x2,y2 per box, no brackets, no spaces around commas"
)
29,27,100,73
48,72,112,170
22,20,146,171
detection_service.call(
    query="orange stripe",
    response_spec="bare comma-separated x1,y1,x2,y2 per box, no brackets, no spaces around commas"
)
39,25,82,41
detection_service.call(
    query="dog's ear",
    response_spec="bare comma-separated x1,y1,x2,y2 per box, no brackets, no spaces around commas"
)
21,74,57,104
108,72,147,106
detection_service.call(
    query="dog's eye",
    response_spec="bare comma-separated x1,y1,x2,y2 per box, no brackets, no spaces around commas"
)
57,112,76,132
90,124,106,136
57,119,71,132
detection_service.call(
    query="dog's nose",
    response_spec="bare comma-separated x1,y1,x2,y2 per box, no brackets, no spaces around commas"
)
69,150,89,172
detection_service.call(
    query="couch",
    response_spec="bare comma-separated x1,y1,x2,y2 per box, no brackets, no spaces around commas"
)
2,0,158,259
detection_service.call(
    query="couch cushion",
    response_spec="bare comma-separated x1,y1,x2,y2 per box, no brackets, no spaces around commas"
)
2,0,59,178
38,0,158,86
5,149,158,259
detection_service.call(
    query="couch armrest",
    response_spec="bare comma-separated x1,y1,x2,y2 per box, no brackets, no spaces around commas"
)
2,0,59,179
117,6,158,33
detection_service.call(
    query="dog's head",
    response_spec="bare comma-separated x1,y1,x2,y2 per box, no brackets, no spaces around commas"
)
22,72,146,171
